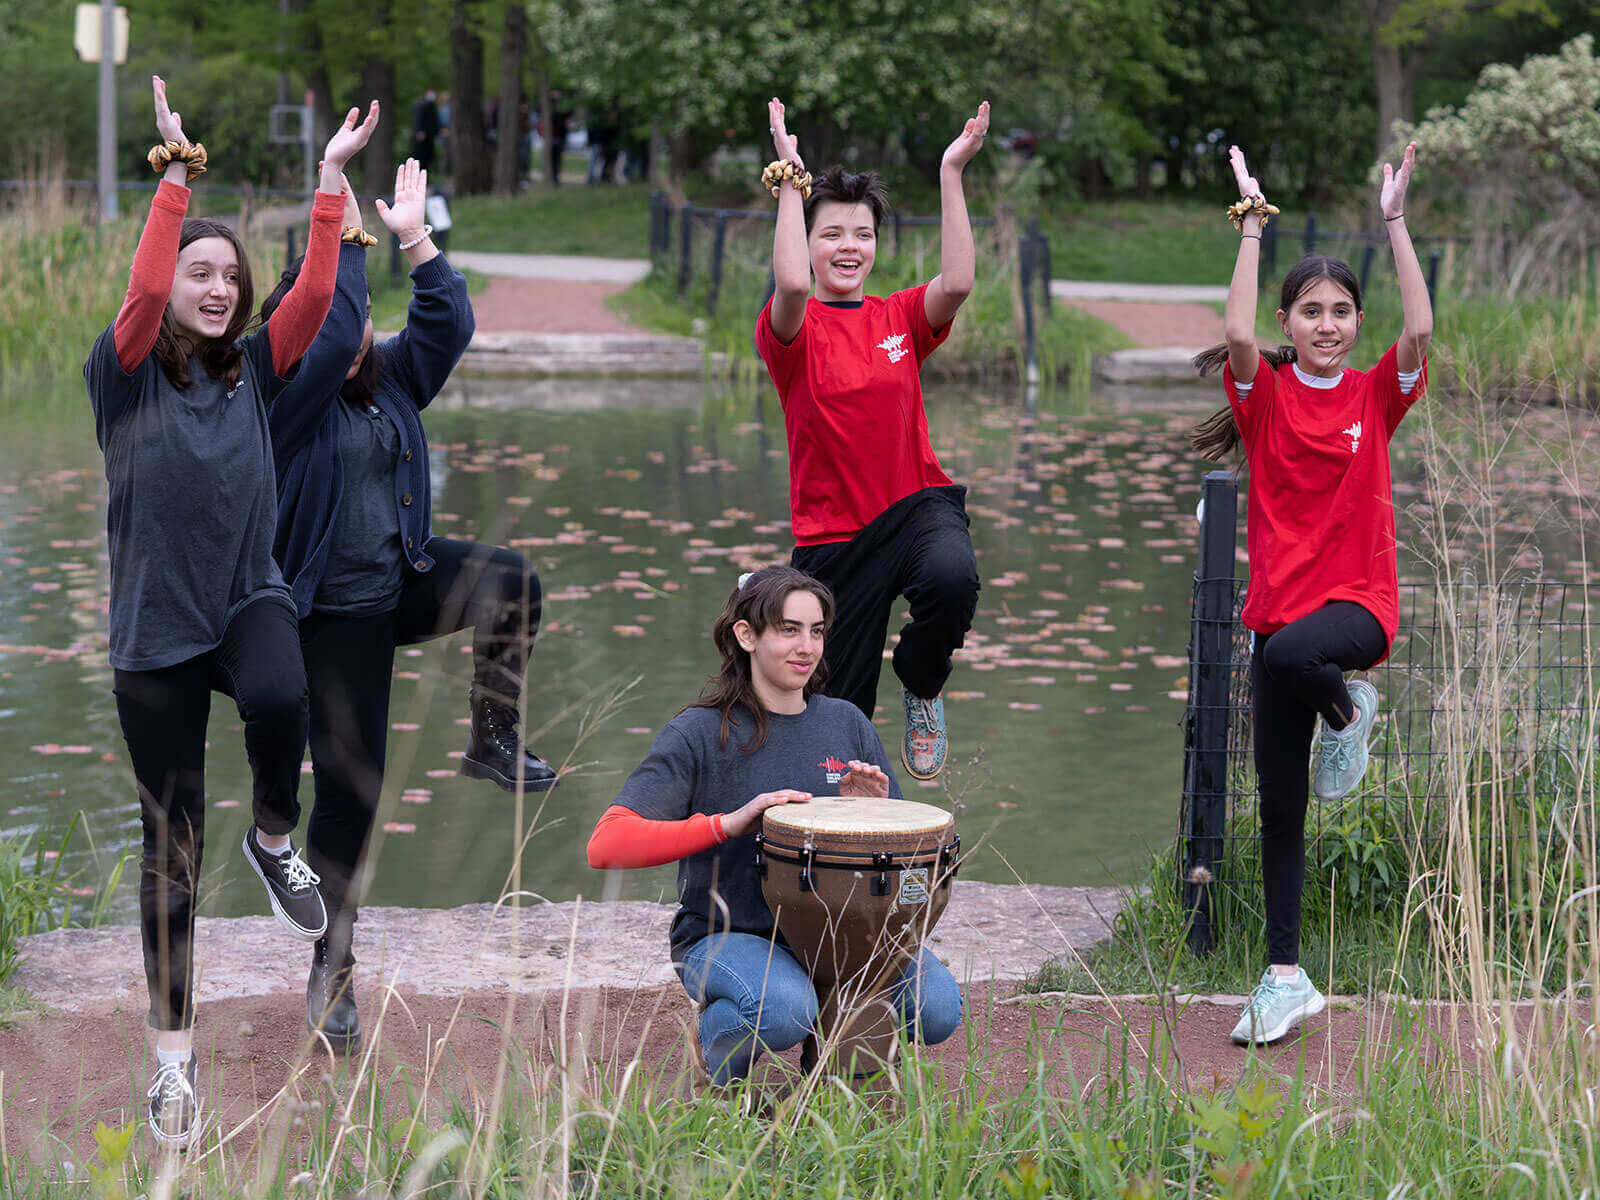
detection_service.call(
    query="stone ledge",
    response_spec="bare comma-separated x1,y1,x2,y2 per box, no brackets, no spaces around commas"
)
1093,347,1208,383
12,882,1123,1017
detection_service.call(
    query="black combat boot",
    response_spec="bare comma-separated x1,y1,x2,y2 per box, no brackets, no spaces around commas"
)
307,941,361,1053
460,687,560,793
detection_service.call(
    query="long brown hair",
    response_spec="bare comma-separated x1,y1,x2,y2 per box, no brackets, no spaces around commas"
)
1189,255,1364,461
688,565,834,752
152,218,255,389
257,256,382,404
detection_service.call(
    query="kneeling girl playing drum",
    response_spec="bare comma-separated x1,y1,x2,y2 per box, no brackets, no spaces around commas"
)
586,565,962,1084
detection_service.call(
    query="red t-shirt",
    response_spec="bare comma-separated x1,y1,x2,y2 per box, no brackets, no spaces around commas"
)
755,285,953,546
1223,343,1427,656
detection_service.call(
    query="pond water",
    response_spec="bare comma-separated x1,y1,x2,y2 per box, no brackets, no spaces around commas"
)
6,371,1593,924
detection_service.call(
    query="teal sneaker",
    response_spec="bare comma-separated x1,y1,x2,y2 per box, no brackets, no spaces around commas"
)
1311,679,1379,801
1229,967,1327,1045
901,691,948,781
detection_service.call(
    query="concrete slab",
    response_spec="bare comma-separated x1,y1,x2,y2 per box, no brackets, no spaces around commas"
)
11,882,1124,1017
1094,347,1209,383
1052,280,1228,303
449,251,652,285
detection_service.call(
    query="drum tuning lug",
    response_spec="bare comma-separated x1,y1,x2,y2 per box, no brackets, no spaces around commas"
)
753,833,767,879
870,852,893,896
799,845,816,893
940,835,961,883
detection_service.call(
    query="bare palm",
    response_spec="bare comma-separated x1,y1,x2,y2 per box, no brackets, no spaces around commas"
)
768,97,803,168
324,101,381,169
941,101,990,173
375,158,427,234
152,76,185,144
1380,141,1416,219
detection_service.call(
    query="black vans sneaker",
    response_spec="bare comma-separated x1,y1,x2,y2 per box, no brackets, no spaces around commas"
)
147,1055,199,1149
243,829,328,940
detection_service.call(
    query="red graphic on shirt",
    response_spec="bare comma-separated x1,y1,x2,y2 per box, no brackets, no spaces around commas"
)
820,755,848,784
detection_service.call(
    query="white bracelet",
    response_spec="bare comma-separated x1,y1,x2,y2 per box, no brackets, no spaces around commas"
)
398,224,433,251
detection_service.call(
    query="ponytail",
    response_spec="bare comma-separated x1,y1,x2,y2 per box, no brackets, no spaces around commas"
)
1188,345,1298,462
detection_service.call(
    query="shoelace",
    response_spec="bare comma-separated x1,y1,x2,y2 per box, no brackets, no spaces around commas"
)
280,849,321,893
1246,975,1295,1020
480,703,522,752
147,1062,193,1105
1316,724,1357,776
905,696,940,736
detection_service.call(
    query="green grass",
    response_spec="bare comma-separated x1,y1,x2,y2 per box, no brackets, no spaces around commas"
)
447,185,653,257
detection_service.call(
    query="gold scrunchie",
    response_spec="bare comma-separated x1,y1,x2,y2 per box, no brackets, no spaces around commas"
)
1226,194,1280,230
147,139,208,183
341,225,379,248
761,159,813,199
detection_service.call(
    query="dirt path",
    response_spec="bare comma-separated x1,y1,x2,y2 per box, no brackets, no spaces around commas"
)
3,981,1563,1167
1062,299,1223,349
471,277,637,335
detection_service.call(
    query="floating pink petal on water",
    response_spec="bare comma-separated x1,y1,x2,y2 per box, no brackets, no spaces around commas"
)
215,799,239,808
392,722,421,732
625,726,652,734
427,769,454,778
382,822,417,834
1008,702,1044,711
31,743,62,754
612,625,648,637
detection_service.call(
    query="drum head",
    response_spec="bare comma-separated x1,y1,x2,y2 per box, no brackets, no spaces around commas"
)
762,796,952,839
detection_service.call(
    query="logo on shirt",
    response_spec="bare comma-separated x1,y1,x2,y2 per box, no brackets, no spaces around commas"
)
1342,421,1362,454
877,333,910,365
819,755,848,784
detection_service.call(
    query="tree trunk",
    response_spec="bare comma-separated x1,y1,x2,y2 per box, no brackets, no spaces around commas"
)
356,35,396,198
450,0,491,195
1366,0,1422,160
492,1,526,195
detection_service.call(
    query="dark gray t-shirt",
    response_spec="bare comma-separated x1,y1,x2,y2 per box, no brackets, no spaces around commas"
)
86,327,292,671
614,694,903,961
314,398,405,615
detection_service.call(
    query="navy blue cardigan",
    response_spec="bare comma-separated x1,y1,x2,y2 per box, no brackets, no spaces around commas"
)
269,246,475,618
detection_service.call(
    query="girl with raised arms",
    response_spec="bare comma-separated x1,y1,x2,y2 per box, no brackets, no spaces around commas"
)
1191,142,1432,1046
84,75,377,1147
586,565,962,1086
755,98,989,783
263,157,557,1056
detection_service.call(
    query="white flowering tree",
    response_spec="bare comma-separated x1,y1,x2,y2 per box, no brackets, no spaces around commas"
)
1386,34,1600,294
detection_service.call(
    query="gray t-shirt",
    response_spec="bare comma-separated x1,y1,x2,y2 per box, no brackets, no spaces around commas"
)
614,694,903,961
313,398,405,615
86,327,292,671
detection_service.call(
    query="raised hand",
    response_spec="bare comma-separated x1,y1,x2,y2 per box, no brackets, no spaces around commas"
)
1229,145,1262,202
374,158,427,236
720,788,811,839
940,100,990,174
323,101,381,170
768,97,803,169
152,76,185,144
839,761,890,799
1380,141,1416,220
340,172,362,229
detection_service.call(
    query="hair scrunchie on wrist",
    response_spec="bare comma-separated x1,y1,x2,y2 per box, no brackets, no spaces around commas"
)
341,225,380,248
1226,193,1279,231
147,139,208,184
761,159,812,199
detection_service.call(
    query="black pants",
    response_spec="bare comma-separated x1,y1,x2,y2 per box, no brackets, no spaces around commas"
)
1252,601,1386,965
302,538,541,968
112,597,308,1031
791,487,980,719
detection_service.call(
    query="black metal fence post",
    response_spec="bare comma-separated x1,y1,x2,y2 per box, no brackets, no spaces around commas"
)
284,224,297,266
1426,250,1441,311
1019,231,1039,384
707,212,729,316
1182,470,1240,956
1304,211,1317,256
893,211,903,257
1358,242,1377,295
649,190,667,258
677,203,693,299
1262,222,1277,274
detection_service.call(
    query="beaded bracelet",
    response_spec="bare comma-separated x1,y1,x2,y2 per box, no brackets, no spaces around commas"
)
398,224,434,251
341,226,380,248
1226,193,1280,230
761,159,813,199
147,139,208,183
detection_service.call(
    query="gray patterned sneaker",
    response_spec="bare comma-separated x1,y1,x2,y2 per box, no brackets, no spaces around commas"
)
147,1054,199,1149
243,829,328,940
1229,967,1327,1045
901,690,948,781
1311,679,1379,801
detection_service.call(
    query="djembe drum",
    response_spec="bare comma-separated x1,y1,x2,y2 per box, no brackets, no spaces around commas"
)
755,796,960,1076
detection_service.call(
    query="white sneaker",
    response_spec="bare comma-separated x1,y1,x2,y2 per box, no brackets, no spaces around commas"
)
1229,967,1327,1045
1311,679,1379,800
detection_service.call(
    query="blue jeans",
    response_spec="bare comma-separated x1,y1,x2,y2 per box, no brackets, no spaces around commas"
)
677,933,963,1084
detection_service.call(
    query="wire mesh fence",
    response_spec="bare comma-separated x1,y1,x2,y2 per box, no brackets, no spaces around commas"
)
1178,473,1600,953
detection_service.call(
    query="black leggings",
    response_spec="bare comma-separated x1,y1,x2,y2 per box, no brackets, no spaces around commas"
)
112,597,308,1031
1252,601,1387,965
790,487,980,719
302,538,541,968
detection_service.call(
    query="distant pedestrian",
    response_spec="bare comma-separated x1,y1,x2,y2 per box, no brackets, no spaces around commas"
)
412,88,441,172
